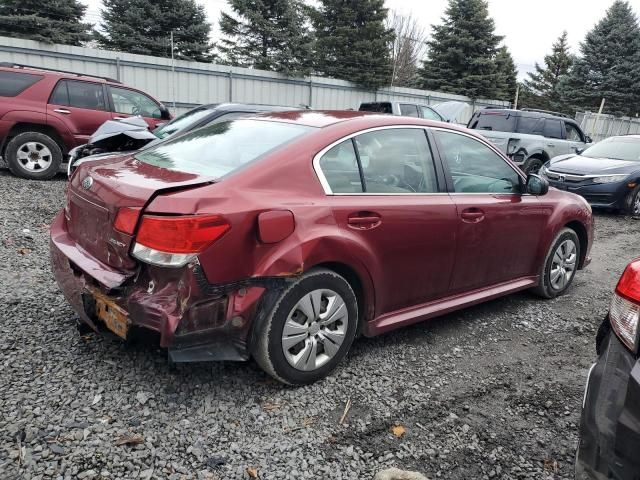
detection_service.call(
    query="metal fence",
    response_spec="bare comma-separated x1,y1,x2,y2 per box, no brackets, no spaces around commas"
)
576,111,640,143
0,36,507,121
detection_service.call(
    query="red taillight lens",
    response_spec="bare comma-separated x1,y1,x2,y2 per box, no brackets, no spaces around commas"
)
136,214,230,254
114,207,142,235
616,259,640,303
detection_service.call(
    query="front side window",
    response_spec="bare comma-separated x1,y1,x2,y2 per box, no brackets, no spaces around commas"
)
356,128,438,193
0,71,43,97
434,130,521,194
565,123,584,142
399,104,419,117
110,86,161,118
420,106,442,121
136,119,312,177
50,80,107,111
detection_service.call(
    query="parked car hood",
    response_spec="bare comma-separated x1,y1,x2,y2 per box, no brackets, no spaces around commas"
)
548,154,640,175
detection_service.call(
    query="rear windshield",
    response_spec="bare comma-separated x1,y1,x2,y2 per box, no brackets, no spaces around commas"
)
469,112,516,132
0,71,43,97
581,137,640,162
359,102,393,114
135,119,313,177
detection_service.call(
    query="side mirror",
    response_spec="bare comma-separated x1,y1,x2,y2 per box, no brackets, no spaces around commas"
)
526,174,549,196
159,106,172,120
585,135,593,144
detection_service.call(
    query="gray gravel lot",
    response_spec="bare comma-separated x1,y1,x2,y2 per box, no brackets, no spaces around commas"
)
1,170,640,480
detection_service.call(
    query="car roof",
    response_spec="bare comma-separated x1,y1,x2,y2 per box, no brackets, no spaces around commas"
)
477,108,571,121
244,110,469,134
0,63,117,84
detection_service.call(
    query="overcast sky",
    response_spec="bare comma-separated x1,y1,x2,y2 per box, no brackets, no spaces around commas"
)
82,0,640,79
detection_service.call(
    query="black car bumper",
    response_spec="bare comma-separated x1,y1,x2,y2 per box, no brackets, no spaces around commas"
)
576,322,640,480
546,179,631,210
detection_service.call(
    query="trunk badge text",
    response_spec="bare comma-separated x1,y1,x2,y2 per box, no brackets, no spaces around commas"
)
108,238,126,248
82,176,93,190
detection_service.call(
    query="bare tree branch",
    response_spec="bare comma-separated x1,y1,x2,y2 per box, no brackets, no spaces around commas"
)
386,10,427,88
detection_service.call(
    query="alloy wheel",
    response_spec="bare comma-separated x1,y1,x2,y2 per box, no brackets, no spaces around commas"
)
550,239,577,290
16,142,53,172
281,289,349,372
633,192,640,215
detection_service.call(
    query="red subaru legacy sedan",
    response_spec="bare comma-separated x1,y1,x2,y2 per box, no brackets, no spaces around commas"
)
51,111,593,384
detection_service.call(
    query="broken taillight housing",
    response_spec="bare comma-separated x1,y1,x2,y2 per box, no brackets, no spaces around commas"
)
132,214,230,268
610,259,640,352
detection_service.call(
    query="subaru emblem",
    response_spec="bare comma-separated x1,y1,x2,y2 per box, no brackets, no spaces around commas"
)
82,176,93,189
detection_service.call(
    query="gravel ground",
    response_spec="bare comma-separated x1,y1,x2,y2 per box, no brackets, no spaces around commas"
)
1,169,640,480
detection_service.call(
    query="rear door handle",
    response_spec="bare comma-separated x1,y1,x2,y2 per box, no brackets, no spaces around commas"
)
347,212,381,230
547,143,555,147
460,208,485,223
53,109,71,114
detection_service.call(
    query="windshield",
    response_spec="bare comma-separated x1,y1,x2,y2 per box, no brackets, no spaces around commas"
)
581,137,640,162
153,106,217,139
136,119,313,178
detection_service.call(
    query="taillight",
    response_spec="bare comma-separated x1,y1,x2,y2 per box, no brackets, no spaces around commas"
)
114,207,142,235
132,214,230,268
610,259,640,352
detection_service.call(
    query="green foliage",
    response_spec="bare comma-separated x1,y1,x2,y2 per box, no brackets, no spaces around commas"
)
494,46,517,102
313,0,394,90
560,1,640,117
521,31,574,112
219,0,313,76
419,0,504,99
0,0,91,45
96,0,213,62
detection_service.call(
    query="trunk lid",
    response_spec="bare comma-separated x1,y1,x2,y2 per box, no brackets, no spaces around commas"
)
66,154,214,271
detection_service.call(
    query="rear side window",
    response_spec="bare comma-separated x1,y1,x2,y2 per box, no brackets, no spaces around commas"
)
543,119,563,139
319,140,363,193
515,116,541,134
359,102,392,114
0,71,43,97
136,119,312,178
49,80,107,111
399,104,419,117
471,112,516,132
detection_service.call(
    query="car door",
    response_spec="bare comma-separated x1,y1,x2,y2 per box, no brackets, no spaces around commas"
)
47,79,112,144
540,118,564,157
107,85,164,129
431,129,550,293
316,126,458,316
563,121,587,154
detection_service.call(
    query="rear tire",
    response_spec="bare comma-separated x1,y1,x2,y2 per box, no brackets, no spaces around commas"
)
532,228,580,299
5,132,63,180
251,268,358,385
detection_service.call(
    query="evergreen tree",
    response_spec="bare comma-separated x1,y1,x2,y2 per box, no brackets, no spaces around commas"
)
96,0,213,62
219,0,313,76
560,1,640,117
313,0,394,90
0,0,91,45
494,46,518,102
522,31,574,112
420,0,503,99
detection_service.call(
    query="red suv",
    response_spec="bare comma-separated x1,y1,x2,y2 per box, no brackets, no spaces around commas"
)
51,111,594,384
0,63,171,180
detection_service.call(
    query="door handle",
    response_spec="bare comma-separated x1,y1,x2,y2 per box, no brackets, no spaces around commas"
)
460,208,485,223
547,143,555,147
347,212,381,230
114,116,129,120
53,109,70,114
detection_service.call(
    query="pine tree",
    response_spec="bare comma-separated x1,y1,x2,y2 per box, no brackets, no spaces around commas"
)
419,0,503,99
522,31,574,112
494,46,518,102
313,0,394,90
219,0,313,76
96,0,213,62
0,0,91,45
560,1,640,117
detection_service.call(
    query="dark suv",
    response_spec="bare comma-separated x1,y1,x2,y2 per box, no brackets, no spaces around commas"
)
0,63,170,180
468,108,592,174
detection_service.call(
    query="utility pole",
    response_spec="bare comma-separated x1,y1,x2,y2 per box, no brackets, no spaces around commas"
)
513,83,520,110
171,30,176,113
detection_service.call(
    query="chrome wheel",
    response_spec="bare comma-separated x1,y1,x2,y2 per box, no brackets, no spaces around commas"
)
16,142,52,172
550,239,577,290
633,192,640,215
281,289,349,372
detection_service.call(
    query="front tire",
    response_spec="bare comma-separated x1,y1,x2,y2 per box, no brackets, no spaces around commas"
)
523,157,544,175
252,269,358,385
5,132,63,180
625,185,640,217
533,228,580,299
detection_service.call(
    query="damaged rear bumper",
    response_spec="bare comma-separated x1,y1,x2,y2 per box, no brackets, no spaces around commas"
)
576,323,640,479
50,210,274,362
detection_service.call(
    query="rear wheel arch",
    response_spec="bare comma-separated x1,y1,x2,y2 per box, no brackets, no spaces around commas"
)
3,122,67,155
